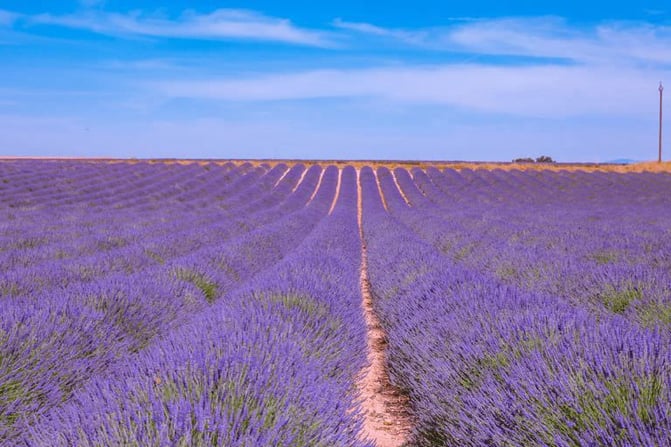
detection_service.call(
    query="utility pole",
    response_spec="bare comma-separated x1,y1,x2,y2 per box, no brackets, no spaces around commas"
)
660,81,664,163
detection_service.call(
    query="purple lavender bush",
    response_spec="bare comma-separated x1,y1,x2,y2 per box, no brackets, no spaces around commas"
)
2,162,371,446
361,166,671,446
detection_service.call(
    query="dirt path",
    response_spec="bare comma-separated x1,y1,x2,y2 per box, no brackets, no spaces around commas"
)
372,169,389,211
291,165,309,193
407,168,430,197
356,169,412,447
306,166,326,206
273,166,291,188
328,168,342,215
390,170,412,206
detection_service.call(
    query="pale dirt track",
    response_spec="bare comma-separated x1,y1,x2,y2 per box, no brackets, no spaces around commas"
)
373,169,389,211
273,166,291,188
356,169,412,447
390,170,412,207
306,167,326,206
291,165,309,193
328,167,342,215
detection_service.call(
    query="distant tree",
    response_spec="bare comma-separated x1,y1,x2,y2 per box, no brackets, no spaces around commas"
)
535,155,555,163
512,157,535,163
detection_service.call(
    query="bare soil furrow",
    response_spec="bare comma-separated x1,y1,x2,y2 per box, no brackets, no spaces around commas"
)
328,167,343,215
356,168,412,447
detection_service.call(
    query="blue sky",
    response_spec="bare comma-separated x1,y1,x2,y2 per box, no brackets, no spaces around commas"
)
1,1,670,161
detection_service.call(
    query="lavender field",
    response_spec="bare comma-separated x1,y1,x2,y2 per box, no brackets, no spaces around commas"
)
1,160,670,447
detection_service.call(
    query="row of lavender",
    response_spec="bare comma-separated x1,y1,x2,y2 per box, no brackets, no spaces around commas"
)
2,160,290,437
1,161,370,446
363,166,671,445
407,167,671,326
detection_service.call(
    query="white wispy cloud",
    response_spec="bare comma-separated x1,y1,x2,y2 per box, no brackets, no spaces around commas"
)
99,58,183,71
28,9,333,47
9,8,671,64
153,63,667,118
332,16,671,66
79,0,106,8
0,10,20,26
332,18,428,45
448,17,671,65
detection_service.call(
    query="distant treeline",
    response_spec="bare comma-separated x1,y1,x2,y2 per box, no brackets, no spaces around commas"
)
513,156,555,163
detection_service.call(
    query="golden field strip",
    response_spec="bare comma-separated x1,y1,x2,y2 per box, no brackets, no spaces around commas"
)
2,156,671,173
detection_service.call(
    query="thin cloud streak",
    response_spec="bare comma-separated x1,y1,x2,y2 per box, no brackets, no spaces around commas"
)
332,18,428,45
0,10,19,26
79,0,106,8
333,16,671,66
448,17,671,65
153,64,668,118
28,9,334,47
6,8,671,64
